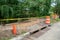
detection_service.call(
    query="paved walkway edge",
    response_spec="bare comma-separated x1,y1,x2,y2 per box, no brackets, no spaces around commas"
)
10,32,30,40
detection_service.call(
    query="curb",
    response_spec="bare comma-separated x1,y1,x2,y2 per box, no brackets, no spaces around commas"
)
10,32,30,40
10,23,49,40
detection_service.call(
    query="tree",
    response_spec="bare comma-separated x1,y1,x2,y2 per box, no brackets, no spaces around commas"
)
0,0,52,19
0,0,19,19
1,5,14,19
54,0,60,18
42,0,51,16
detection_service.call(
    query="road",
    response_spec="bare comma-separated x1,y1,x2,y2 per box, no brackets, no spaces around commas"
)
10,19,49,40
35,22,60,40
21,24,50,40
22,27,50,40
2,18,60,40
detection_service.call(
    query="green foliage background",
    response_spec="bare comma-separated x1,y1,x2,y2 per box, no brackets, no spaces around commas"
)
0,0,51,19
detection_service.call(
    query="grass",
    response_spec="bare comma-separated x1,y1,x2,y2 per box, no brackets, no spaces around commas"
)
0,37,10,40
21,30,27,34
51,18,60,24
0,16,46,24
55,18,60,21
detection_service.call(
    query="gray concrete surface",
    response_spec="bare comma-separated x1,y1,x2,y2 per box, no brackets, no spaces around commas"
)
35,22,60,40
10,20,47,40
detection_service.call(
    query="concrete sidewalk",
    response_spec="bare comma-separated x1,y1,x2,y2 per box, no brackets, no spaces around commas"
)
35,22,60,40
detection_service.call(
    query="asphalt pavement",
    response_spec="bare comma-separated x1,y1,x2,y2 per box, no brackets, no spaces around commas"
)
35,22,60,40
